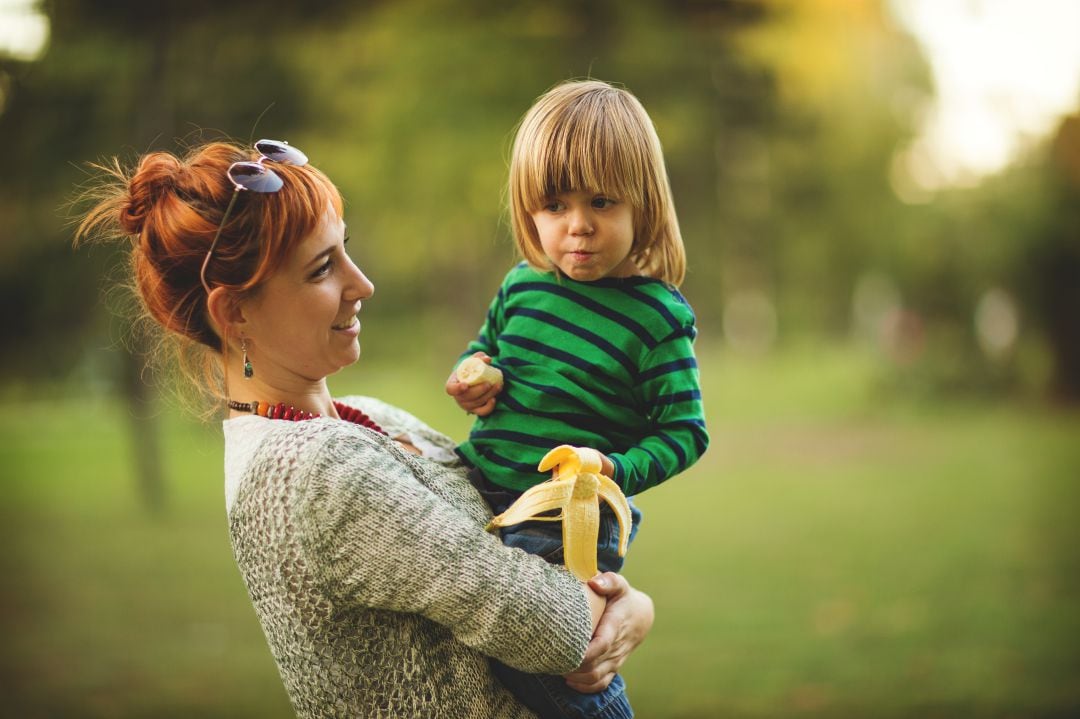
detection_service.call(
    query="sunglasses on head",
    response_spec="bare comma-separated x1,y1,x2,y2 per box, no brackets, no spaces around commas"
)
199,139,309,294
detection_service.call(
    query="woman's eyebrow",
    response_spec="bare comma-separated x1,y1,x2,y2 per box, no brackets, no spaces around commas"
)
304,244,335,269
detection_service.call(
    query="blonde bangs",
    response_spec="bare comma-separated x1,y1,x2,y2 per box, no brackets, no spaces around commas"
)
517,104,645,213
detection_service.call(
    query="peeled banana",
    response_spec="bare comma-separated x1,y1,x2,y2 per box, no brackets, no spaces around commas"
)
486,444,632,582
456,356,504,386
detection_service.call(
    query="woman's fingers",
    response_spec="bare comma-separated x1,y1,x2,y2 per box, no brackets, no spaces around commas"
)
564,572,651,693
563,635,616,691
564,669,615,693
588,572,628,597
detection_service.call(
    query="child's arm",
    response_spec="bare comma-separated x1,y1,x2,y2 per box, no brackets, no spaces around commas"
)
447,278,509,416
608,329,709,495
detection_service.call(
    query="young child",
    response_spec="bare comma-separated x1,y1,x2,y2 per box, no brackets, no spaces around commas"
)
446,79,709,719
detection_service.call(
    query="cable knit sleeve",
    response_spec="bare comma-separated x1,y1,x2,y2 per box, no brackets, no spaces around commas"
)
299,427,593,675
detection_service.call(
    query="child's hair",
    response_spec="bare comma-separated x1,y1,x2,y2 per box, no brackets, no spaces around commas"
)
509,79,686,286
74,140,343,410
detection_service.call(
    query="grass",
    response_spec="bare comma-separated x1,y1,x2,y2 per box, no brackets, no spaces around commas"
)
1,344,1078,718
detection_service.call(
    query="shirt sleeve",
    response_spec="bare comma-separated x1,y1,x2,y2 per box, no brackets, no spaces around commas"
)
300,431,593,675
608,326,709,496
460,275,510,364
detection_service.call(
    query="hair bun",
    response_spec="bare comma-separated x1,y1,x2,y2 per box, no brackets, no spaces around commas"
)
120,152,183,235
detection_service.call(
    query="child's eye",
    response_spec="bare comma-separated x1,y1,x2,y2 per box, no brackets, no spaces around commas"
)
541,199,564,212
592,196,617,209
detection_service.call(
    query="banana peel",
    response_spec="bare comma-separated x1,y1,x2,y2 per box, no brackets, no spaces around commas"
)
485,444,632,582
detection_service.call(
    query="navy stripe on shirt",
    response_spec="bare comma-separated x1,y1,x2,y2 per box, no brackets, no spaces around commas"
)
638,357,698,383
506,306,638,377
510,281,659,349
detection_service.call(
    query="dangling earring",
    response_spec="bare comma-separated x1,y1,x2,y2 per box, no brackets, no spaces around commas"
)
241,337,253,379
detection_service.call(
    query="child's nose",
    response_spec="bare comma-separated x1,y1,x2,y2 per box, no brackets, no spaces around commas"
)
568,207,594,236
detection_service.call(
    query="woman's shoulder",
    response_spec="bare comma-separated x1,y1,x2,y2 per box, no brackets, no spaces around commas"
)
224,411,374,454
223,415,377,513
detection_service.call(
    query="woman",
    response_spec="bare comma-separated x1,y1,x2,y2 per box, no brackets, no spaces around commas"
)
76,139,654,718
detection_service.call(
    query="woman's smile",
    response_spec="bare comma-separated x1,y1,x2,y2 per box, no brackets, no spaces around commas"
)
332,315,360,334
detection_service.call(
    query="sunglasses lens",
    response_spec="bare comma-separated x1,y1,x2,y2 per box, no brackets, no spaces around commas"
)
228,162,284,193
254,139,309,166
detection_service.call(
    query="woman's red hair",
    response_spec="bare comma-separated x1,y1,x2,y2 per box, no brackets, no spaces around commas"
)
75,140,343,411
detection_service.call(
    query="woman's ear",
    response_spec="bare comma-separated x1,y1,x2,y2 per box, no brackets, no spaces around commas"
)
206,287,248,339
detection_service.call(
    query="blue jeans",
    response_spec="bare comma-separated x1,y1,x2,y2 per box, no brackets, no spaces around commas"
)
475,472,642,719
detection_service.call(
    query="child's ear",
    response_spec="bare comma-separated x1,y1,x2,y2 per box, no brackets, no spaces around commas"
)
206,287,248,338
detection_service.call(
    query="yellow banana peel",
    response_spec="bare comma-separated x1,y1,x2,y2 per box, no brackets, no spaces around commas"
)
486,444,632,582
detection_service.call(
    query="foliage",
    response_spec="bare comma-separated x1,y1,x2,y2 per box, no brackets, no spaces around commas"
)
0,0,1076,399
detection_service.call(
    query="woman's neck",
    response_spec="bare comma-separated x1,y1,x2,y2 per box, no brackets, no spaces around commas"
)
224,366,338,419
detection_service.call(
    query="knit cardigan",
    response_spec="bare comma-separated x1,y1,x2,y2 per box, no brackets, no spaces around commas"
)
224,396,593,718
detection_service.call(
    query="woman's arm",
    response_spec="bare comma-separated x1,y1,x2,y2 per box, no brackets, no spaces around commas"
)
570,573,655,693
301,430,594,675
350,399,657,687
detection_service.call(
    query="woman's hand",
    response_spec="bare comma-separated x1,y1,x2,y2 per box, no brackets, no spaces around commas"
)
565,572,654,693
445,352,503,416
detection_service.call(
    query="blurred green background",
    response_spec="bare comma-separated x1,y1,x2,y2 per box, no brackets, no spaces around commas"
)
2,0,1079,717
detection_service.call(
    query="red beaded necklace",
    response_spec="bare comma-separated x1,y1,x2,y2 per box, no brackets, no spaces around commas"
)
228,399,387,436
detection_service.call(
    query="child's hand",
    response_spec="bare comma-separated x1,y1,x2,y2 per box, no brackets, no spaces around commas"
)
446,352,503,416
599,453,615,478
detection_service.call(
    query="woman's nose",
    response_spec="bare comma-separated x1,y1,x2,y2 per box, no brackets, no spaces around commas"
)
346,259,375,300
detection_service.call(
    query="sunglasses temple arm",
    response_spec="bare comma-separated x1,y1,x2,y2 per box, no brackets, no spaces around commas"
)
199,189,241,296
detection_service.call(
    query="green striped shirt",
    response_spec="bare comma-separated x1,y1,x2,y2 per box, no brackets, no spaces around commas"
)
456,263,708,495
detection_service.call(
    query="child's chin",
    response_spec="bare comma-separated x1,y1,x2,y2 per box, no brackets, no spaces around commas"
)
562,266,600,281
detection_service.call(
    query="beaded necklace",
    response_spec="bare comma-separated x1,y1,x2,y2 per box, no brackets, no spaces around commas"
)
227,399,387,436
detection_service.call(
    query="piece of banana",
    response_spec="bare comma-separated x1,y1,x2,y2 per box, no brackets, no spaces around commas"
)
456,356,504,386
486,444,632,582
